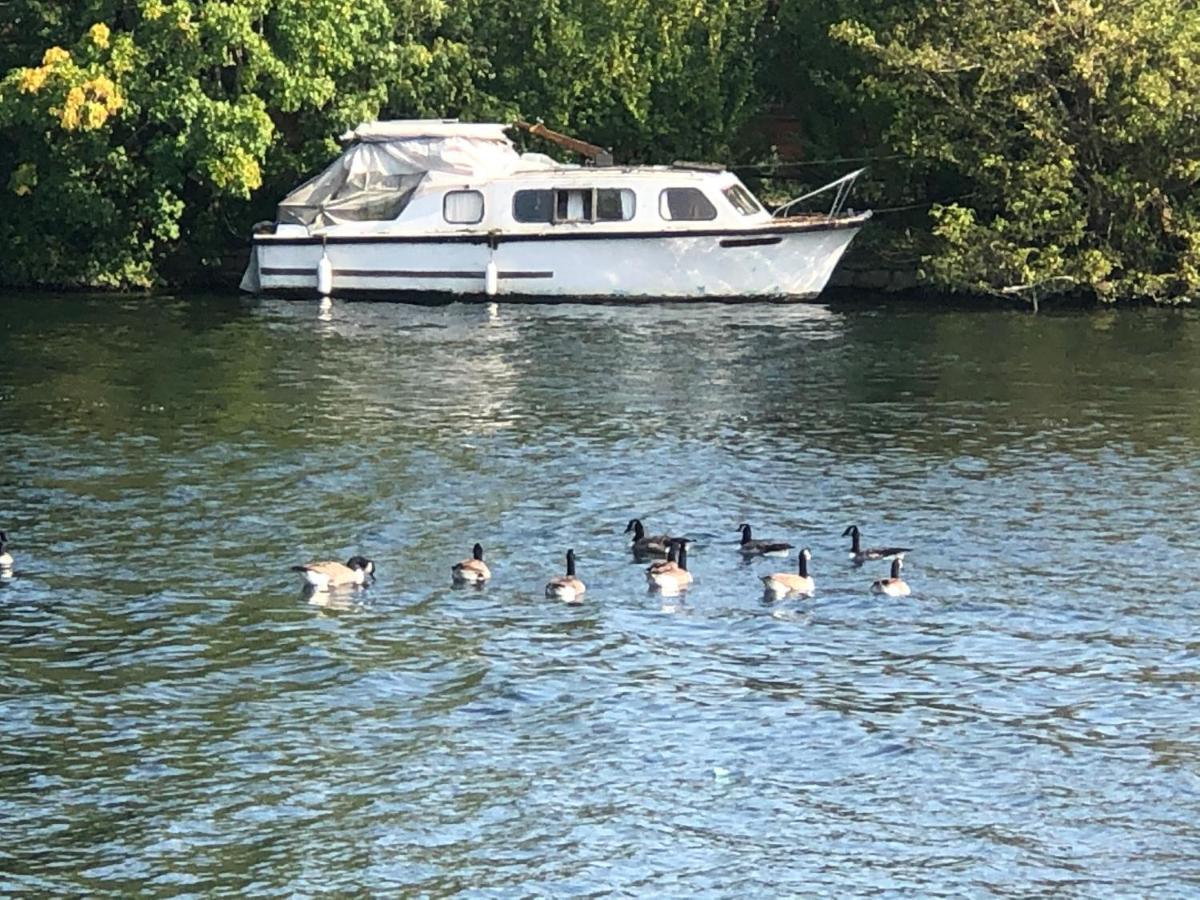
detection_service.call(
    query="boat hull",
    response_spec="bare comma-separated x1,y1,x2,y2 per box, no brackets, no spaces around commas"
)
242,220,865,302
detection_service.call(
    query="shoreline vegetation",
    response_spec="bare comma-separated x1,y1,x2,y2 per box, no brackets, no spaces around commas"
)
1,1,1196,307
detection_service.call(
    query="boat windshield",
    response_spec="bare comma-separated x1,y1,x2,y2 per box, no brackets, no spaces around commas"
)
723,184,761,215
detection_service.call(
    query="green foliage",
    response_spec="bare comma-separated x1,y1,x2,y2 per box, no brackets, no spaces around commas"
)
447,0,767,161
0,0,770,288
0,0,438,287
3,0,1196,302
830,0,1200,303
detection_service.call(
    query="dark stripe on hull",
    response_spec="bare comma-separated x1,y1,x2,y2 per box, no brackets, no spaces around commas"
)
260,268,554,280
719,236,784,248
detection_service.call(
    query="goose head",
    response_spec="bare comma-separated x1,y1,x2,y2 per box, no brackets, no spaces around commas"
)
346,556,375,576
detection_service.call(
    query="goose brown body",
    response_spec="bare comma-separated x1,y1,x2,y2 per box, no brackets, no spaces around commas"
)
452,543,491,585
647,540,692,591
762,547,814,598
292,555,375,590
546,549,585,603
871,558,911,597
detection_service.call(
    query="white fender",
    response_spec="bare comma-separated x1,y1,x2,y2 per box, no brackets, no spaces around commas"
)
485,260,498,297
316,252,333,297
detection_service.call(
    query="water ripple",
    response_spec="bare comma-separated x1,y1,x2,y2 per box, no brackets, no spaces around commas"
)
0,295,1199,894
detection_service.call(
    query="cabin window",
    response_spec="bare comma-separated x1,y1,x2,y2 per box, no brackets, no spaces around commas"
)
596,188,635,221
444,190,484,224
513,189,555,223
723,184,761,216
515,187,636,224
556,189,593,222
659,187,717,221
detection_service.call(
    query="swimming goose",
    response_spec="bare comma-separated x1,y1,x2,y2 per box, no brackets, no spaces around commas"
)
761,547,814,599
647,539,693,591
292,555,375,590
545,548,586,603
737,523,793,557
871,557,911,597
645,540,679,576
452,543,492,585
624,519,673,557
843,525,910,566
0,531,11,569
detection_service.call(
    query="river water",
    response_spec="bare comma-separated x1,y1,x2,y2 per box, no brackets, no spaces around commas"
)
1,294,1199,895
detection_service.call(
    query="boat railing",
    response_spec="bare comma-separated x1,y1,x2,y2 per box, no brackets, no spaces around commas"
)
771,168,866,220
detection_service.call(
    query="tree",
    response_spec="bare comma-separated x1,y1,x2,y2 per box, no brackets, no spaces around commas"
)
831,0,1200,303
0,1,468,288
457,0,767,163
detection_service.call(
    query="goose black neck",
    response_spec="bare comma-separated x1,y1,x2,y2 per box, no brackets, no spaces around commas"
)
677,544,688,571
890,558,902,578
632,521,645,541
740,524,752,544
850,529,861,552
666,543,677,563
798,554,808,577
473,543,484,561
566,551,576,577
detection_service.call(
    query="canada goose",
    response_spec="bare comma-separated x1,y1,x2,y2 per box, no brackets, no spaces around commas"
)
645,540,679,576
871,557,911,597
761,547,814,599
452,543,491,585
292,555,375,590
624,519,673,557
647,539,693,591
737,523,793,557
843,525,910,566
545,548,586,603
0,531,11,569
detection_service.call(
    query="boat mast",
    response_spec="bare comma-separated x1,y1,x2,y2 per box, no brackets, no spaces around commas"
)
515,120,613,166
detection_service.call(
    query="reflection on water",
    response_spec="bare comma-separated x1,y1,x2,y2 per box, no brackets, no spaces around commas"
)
1,294,1199,894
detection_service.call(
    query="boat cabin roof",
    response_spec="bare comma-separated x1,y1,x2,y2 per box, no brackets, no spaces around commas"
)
345,120,513,143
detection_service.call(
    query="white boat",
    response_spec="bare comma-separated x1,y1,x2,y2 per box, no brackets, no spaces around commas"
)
241,120,871,302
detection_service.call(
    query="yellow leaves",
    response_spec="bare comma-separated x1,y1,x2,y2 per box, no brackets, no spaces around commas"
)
18,67,48,94
1134,70,1171,110
88,23,111,49
143,0,166,22
42,47,71,67
58,86,86,129
1012,93,1035,113
53,77,124,131
207,147,263,195
829,20,880,55
84,75,120,108
10,27,126,131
